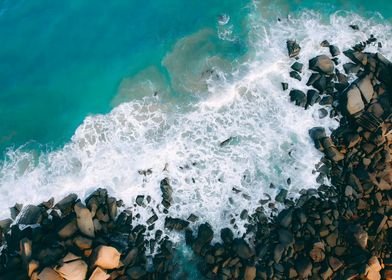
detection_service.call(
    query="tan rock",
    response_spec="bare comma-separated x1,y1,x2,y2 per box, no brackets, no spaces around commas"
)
366,268,381,280
244,266,256,280
37,267,63,280
28,260,39,277
55,259,88,280
58,220,78,239
62,252,81,263
74,202,95,238
73,236,92,250
356,75,374,102
346,87,365,115
368,256,382,272
20,238,32,263
92,245,121,269
89,267,110,280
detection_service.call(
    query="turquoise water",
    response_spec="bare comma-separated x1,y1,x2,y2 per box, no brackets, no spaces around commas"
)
1,0,391,153
0,0,391,276
0,0,248,151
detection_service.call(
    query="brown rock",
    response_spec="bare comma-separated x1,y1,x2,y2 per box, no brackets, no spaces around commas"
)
92,246,121,270
89,267,110,280
37,268,63,280
55,259,88,280
244,266,256,280
329,256,343,271
74,202,95,238
58,219,78,239
73,236,92,250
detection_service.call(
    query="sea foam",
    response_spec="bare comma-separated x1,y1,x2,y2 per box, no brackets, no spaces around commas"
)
1,7,391,240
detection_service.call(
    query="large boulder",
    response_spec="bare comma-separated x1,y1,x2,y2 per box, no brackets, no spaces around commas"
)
74,202,95,238
92,246,121,270
309,55,334,74
342,86,365,115
356,75,374,102
289,89,306,107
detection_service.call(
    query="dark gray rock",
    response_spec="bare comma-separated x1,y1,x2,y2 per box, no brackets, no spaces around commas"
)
329,45,340,57
276,209,293,228
233,238,254,259
306,89,320,107
306,73,321,86
295,258,312,278
290,71,301,81
275,189,288,203
289,90,306,107
287,40,301,58
281,82,288,91
291,62,303,73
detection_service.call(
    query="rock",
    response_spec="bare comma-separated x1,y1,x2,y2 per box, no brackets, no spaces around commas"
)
74,202,95,238
318,108,328,118
309,55,335,74
307,73,321,86
329,45,341,57
165,217,190,231
37,267,63,280
160,178,173,209
244,266,256,280
309,127,326,141
326,231,338,247
147,214,158,225
126,266,146,279
290,71,302,81
295,258,312,278
73,236,92,250
275,189,288,203
55,259,88,280
58,218,78,239
193,223,214,254
276,208,292,228
287,40,301,58
366,268,381,280
343,62,361,74
356,75,374,102
274,244,284,263
187,214,199,222
289,89,306,107
233,238,254,259
383,269,392,280
92,246,121,270
343,86,365,115
15,205,42,225
320,40,330,47
28,260,39,277
320,267,333,279
309,243,325,263
306,90,320,107
349,24,359,30
350,224,368,249
328,256,343,271
319,95,333,105
281,82,288,91
107,197,117,220
55,193,78,216
278,228,294,247
291,62,303,73
89,267,110,280
368,256,382,272
123,248,138,266
221,228,234,244
344,49,367,65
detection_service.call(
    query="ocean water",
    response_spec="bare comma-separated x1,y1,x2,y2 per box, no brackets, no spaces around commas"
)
0,0,392,257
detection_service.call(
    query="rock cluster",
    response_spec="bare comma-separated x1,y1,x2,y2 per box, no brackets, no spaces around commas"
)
186,36,392,279
0,32,391,280
0,188,175,279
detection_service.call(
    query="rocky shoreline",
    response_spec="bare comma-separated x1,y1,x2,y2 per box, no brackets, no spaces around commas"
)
0,29,391,279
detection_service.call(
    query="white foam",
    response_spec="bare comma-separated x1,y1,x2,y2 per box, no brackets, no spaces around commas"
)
1,8,391,239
